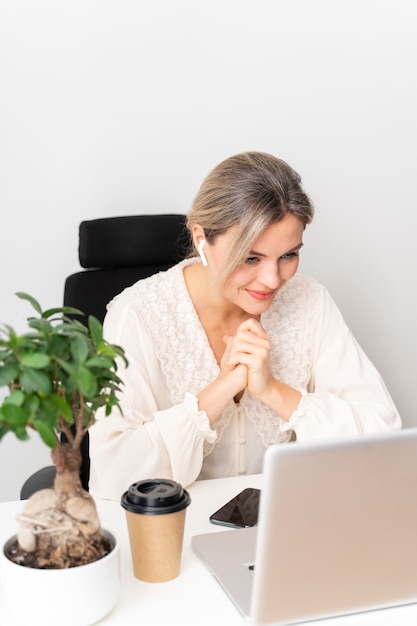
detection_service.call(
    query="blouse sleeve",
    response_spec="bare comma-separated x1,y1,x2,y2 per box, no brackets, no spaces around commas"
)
89,299,216,501
282,287,402,440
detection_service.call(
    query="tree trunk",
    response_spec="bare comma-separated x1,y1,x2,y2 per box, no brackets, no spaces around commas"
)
13,441,106,568
51,441,83,499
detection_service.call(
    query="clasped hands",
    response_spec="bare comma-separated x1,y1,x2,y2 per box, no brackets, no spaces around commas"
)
221,317,274,401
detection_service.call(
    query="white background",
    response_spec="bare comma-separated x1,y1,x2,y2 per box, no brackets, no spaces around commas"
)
0,0,416,501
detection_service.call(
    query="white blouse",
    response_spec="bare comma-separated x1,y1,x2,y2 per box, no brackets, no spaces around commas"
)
89,260,401,501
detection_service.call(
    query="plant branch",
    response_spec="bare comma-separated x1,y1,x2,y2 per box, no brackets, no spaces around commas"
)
58,418,74,444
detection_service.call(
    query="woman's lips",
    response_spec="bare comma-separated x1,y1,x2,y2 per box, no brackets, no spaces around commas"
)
245,289,276,301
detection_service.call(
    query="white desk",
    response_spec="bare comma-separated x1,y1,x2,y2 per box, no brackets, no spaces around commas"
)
1,474,417,625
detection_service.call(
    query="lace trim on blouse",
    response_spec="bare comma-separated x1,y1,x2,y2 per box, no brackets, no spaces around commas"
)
114,260,322,452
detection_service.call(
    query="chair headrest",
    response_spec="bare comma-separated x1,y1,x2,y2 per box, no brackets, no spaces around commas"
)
79,214,189,269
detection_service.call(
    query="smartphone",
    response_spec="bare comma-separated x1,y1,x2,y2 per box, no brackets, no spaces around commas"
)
209,487,261,528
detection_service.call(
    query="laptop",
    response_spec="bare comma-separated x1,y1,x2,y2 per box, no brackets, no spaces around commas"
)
192,428,417,625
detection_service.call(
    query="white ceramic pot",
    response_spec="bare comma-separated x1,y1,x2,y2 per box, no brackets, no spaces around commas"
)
0,529,120,626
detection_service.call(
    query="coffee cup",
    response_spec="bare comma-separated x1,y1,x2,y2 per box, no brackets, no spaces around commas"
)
121,478,191,582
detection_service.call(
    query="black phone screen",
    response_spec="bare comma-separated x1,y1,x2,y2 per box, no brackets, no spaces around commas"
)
209,487,261,528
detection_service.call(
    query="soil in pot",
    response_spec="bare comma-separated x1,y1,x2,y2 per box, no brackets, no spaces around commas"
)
5,532,112,569
10,486,111,569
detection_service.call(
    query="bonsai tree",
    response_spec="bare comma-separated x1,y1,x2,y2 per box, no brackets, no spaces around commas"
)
0,292,127,569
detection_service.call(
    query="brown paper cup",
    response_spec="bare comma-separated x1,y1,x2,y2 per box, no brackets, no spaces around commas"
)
121,479,191,583
125,508,187,582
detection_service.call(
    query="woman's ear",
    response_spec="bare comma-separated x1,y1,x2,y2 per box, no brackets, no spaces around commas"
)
198,239,208,267
192,225,208,266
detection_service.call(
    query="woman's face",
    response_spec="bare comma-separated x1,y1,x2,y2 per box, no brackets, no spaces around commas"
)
206,213,304,315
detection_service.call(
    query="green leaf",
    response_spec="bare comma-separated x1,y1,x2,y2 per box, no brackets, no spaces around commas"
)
89,316,103,346
15,292,42,314
0,364,20,386
21,368,52,394
104,393,120,416
43,306,84,319
71,367,97,397
56,358,76,377
1,403,29,427
32,419,57,449
34,408,60,430
97,342,119,357
14,428,30,442
49,334,67,357
70,334,90,365
0,423,12,440
0,347,12,359
21,353,50,369
42,394,73,423
24,393,40,416
60,317,88,334
4,389,25,407
85,356,113,369
0,323,17,338
27,318,52,334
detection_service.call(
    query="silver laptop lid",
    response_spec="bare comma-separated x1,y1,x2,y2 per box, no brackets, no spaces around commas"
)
251,428,417,625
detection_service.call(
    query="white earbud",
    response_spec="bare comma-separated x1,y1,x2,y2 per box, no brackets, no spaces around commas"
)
198,239,208,267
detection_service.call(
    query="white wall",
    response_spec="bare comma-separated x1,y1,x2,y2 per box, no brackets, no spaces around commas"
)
1,0,416,501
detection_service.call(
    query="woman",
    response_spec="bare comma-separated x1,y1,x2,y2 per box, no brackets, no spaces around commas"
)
89,152,401,500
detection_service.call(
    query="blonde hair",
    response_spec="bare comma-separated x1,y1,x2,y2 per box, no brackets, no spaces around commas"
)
186,152,314,284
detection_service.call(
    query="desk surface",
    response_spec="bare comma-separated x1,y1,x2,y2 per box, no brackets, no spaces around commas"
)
1,473,417,626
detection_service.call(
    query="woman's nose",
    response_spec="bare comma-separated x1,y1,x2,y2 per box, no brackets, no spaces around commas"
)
258,262,281,289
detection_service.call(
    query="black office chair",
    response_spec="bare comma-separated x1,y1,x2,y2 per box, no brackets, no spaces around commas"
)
20,214,189,499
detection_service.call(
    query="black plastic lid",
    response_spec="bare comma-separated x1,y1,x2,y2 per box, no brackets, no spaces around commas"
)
121,479,191,515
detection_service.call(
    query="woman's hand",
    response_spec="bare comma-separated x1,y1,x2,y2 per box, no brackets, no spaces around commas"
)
224,318,274,400
196,332,247,426
225,318,302,420
220,334,248,393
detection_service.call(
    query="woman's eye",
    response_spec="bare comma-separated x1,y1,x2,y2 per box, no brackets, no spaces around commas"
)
281,251,299,261
245,257,260,265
